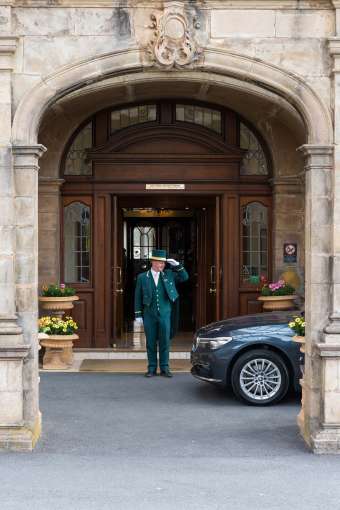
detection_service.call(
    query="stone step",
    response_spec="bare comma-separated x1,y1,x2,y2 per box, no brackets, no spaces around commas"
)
78,358,191,373
73,350,190,360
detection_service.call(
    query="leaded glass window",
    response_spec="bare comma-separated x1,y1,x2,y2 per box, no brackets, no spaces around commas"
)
241,202,268,284
133,226,156,260
240,122,268,175
111,105,157,133
64,202,91,283
176,104,222,134
64,123,93,176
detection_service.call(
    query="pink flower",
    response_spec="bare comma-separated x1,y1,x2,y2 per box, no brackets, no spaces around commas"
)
60,283,66,289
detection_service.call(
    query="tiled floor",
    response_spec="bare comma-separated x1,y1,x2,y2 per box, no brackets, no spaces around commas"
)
110,329,194,352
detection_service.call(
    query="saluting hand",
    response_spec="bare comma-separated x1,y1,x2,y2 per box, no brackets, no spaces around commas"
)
166,258,180,267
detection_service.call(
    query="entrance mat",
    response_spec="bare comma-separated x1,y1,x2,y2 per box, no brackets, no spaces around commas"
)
79,359,191,373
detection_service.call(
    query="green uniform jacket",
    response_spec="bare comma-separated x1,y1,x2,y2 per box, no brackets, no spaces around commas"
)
134,264,189,320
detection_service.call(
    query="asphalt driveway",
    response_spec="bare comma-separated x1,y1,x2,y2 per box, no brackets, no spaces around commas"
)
1,373,340,510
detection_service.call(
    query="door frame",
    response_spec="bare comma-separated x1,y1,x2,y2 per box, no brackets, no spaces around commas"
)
111,193,221,341
61,188,272,347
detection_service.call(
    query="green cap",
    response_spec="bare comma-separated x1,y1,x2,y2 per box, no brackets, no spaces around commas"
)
150,249,167,261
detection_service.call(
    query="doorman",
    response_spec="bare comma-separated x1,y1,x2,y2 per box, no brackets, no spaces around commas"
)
134,249,189,377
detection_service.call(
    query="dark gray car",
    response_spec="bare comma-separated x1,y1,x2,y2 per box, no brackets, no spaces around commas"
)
191,311,303,405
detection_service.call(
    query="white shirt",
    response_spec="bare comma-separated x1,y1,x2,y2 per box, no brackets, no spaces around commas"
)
151,269,160,287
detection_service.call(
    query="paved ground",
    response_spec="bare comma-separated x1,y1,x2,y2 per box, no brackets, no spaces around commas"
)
1,373,340,510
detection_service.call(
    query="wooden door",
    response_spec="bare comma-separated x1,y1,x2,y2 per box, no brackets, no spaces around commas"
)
196,197,222,327
206,197,222,323
112,196,124,340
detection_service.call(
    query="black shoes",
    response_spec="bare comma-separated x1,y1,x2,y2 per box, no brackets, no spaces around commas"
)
160,369,173,378
144,369,173,378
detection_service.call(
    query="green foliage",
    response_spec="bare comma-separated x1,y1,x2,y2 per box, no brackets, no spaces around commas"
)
260,279,295,296
41,284,76,297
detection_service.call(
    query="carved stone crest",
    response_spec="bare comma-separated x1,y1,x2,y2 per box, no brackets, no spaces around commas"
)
147,2,203,70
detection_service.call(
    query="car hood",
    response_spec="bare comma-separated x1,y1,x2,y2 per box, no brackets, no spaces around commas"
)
197,311,297,338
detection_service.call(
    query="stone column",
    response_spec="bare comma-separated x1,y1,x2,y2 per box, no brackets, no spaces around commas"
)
38,177,64,286
303,34,340,453
298,144,338,453
0,37,34,450
12,145,46,451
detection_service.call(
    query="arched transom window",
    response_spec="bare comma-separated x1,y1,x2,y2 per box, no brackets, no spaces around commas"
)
63,104,269,177
64,122,93,176
240,122,268,175
175,104,222,134
111,105,157,133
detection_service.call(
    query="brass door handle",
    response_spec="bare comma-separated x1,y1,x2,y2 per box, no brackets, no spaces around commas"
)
210,265,216,285
209,288,217,294
116,289,124,294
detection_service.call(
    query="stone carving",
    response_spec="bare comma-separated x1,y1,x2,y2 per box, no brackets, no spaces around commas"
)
147,2,203,70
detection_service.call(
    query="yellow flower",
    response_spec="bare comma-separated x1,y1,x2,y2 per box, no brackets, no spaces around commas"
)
289,322,295,328
295,318,301,324
302,322,306,327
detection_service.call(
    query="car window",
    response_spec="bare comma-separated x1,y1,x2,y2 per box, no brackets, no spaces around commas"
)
230,323,294,339
222,312,298,329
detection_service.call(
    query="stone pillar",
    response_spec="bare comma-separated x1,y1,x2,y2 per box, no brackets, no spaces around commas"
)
38,177,64,286
298,144,338,453
12,145,46,451
303,34,340,453
0,37,35,450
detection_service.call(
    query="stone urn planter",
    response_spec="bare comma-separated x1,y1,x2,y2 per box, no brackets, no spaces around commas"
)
292,335,305,371
39,295,79,312
39,333,78,370
292,334,305,350
292,334,306,430
257,295,297,311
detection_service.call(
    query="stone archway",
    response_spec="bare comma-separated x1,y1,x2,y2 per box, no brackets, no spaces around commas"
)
1,46,338,452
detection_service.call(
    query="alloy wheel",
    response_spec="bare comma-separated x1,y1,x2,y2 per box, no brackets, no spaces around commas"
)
239,357,282,401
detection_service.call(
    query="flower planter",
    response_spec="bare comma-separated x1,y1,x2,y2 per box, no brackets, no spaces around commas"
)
39,333,78,370
257,295,297,311
292,334,305,349
39,295,79,312
292,334,305,375
292,334,306,430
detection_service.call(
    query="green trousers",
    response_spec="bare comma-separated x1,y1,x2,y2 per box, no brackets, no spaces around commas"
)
143,311,171,372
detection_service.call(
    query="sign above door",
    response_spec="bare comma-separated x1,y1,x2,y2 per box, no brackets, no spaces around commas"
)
145,184,185,190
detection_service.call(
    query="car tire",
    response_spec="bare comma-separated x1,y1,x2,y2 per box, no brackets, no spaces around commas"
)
231,349,289,406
